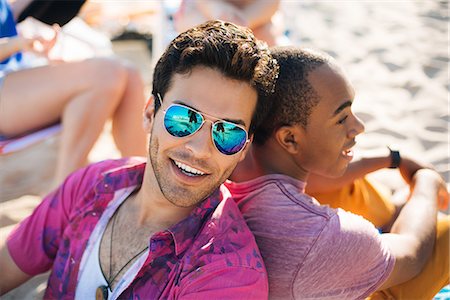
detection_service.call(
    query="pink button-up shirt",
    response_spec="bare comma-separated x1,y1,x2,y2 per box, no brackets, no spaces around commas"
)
7,158,267,299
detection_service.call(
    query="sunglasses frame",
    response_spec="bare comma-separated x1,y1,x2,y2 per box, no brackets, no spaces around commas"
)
156,93,250,155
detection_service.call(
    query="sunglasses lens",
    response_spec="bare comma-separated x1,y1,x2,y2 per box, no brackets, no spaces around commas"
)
164,105,202,137
212,122,247,155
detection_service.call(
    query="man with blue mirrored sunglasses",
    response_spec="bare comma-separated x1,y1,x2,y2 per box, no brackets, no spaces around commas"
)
1,20,279,299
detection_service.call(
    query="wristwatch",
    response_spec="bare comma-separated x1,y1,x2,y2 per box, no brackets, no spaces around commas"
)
387,146,401,169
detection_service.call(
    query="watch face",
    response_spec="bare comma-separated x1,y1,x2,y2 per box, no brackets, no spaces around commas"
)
388,147,401,169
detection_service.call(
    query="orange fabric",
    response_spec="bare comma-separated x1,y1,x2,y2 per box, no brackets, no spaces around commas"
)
368,215,449,299
311,177,395,228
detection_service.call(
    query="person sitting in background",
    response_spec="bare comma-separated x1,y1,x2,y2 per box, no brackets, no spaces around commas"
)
174,0,282,46
0,0,147,183
228,46,449,299
11,0,86,26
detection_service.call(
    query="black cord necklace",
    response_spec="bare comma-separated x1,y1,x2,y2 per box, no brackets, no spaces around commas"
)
96,206,149,300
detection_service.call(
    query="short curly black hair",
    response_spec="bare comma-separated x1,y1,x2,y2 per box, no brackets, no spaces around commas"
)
254,47,331,145
152,20,279,134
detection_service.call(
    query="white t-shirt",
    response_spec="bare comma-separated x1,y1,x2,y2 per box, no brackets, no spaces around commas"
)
75,186,148,300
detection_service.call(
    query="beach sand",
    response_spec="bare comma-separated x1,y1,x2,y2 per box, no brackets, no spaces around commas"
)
1,1,448,298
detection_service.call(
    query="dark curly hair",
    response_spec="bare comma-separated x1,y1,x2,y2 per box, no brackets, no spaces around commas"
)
254,47,331,145
152,20,279,134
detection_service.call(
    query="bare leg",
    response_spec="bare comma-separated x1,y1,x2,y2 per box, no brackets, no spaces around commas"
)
111,64,147,157
55,59,129,181
0,58,135,182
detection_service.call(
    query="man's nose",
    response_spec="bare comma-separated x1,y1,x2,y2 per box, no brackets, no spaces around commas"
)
348,114,365,139
184,122,214,159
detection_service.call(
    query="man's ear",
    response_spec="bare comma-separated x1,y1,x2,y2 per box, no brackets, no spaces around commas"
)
274,125,303,154
143,95,155,133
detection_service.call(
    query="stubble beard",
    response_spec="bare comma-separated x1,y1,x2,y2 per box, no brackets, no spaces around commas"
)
149,135,234,208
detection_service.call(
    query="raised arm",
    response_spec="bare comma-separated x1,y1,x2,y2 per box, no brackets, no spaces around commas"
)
306,148,433,194
306,154,391,193
377,168,443,290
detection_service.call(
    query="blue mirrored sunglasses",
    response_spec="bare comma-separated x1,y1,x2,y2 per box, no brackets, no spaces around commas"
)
156,94,249,155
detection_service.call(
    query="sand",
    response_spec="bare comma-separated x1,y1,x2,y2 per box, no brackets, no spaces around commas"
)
1,1,448,298
284,1,449,190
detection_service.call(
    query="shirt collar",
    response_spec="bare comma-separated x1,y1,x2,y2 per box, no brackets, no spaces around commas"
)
226,173,307,193
95,158,146,194
94,157,225,257
168,187,224,256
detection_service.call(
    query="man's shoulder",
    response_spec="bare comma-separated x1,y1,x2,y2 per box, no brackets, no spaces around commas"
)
294,209,393,298
227,175,335,221
52,157,146,212
175,191,268,297
64,157,146,189
332,209,386,249
210,188,252,236
80,157,146,177
301,209,391,278
191,187,266,272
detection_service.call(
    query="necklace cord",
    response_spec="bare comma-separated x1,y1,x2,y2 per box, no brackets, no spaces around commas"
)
108,246,149,290
108,210,116,288
107,206,149,291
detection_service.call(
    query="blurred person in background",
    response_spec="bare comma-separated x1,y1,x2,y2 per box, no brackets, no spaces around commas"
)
0,0,147,183
174,0,282,46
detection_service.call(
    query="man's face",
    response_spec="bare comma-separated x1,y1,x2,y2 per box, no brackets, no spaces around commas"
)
149,66,257,207
298,63,365,178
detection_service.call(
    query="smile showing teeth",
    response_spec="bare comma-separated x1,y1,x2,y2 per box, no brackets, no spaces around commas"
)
342,149,353,157
174,160,205,176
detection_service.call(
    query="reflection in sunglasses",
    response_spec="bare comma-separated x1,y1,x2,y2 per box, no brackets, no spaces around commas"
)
160,101,249,155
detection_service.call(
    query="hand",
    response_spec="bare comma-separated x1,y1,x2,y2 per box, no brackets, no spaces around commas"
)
413,168,448,210
21,24,59,58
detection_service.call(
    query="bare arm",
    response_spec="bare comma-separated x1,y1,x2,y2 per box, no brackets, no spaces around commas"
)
306,149,392,193
0,238,32,295
0,26,58,63
306,148,434,194
376,168,441,290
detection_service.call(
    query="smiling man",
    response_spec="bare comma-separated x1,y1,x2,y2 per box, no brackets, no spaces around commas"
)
0,20,279,299
228,47,447,299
